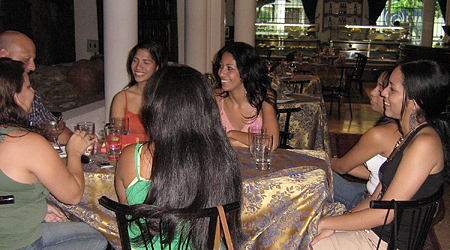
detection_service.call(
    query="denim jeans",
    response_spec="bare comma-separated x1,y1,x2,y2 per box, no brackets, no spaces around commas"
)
332,171,367,210
16,222,108,250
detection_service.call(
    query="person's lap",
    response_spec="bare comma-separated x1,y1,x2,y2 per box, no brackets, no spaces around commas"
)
312,230,388,250
332,171,367,209
17,222,107,250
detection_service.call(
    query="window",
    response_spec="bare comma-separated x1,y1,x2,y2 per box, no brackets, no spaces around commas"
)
376,0,445,47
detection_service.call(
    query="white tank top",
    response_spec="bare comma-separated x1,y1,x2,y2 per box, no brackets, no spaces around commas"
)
365,154,387,194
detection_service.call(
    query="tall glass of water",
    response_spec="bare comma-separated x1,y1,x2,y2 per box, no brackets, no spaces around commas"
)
77,122,95,156
104,124,122,160
248,125,267,158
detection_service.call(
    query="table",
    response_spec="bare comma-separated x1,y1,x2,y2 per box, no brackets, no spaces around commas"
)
48,149,345,250
277,93,331,155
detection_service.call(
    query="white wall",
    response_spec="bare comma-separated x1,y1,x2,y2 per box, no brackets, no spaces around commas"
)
63,100,106,138
74,0,99,61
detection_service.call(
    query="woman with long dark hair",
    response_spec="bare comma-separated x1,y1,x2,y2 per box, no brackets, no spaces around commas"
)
115,65,243,249
213,42,279,148
332,70,402,209
312,60,450,250
0,58,106,250
110,41,167,135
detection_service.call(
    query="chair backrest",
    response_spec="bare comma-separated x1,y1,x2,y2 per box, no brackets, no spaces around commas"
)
277,107,302,148
99,196,240,250
353,53,368,78
0,195,14,205
370,185,444,250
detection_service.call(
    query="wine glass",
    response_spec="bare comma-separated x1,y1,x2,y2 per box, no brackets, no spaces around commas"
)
265,60,273,73
41,119,65,153
288,62,296,73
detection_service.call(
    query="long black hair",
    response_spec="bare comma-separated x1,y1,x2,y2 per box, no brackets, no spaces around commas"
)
0,58,45,137
212,42,277,119
126,41,168,87
399,60,450,182
129,65,243,249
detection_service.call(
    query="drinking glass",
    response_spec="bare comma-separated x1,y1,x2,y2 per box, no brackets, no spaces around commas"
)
248,125,267,158
77,122,95,156
253,133,273,170
104,125,122,160
41,119,65,153
110,117,129,135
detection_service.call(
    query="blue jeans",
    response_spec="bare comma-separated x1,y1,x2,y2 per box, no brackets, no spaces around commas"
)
332,171,367,210
17,222,108,250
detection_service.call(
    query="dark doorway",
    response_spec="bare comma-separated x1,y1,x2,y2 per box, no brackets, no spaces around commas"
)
0,0,76,65
96,0,178,63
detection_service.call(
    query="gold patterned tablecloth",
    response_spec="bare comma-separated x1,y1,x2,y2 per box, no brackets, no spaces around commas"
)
48,149,345,250
277,94,331,155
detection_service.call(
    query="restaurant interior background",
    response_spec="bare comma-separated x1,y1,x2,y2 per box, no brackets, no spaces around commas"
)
0,0,450,248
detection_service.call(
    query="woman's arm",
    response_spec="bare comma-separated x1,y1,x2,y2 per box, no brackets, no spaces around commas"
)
261,101,280,149
332,124,397,174
18,130,94,204
115,144,138,205
345,165,370,180
110,90,127,120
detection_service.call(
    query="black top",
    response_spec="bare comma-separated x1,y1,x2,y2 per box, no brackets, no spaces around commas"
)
372,124,444,250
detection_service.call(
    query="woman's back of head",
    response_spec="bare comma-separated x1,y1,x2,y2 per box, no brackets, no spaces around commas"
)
134,65,242,249
0,58,29,127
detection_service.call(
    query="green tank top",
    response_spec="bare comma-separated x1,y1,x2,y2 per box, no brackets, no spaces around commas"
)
125,143,190,250
0,127,49,250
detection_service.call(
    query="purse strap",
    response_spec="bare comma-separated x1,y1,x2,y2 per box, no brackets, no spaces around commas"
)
214,205,234,250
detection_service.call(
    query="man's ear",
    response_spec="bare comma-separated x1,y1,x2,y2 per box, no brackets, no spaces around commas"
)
0,48,9,58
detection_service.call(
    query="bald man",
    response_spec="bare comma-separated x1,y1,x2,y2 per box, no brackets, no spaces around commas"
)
0,30,72,144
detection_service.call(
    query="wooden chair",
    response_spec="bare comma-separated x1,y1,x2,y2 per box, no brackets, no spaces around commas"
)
322,65,353,120
98,196,239,250
283,79,310,94
370,185,444,250
0,195,14,205
347,53,368,95
277,107,302,149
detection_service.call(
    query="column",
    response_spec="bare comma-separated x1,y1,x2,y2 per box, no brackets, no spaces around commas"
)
185,0,225,73
103,0,138,118
235,0,256,46
421,0,435,47
185,0,207,72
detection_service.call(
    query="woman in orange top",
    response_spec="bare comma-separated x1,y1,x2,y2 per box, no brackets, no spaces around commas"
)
110,41,167,136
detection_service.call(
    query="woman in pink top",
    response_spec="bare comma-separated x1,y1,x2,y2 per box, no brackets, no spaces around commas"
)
213,42,279,149
110,41,167,135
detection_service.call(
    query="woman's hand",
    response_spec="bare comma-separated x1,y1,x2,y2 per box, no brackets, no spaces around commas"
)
44,203,68,222
311,229,335,245
311,218,335,246
65,130,96,157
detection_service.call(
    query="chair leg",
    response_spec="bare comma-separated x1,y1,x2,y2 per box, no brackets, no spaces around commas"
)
338,96,341,120
358,80,363,95
347,88,352,119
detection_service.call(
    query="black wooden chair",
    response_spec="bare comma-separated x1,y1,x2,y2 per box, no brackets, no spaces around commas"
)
98,196,239,250
322,65,353,120
283,79,310,94
0,195,14,205
277,107,302,149
347,53,368,95
370,185,444,250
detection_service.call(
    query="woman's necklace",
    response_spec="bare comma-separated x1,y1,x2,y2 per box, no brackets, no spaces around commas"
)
394,122,426,149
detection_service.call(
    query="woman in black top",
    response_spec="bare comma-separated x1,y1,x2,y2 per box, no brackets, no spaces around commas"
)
312,60,450,250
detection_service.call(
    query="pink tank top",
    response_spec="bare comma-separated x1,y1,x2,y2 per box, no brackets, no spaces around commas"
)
220,98,263,133
124,89,147,136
